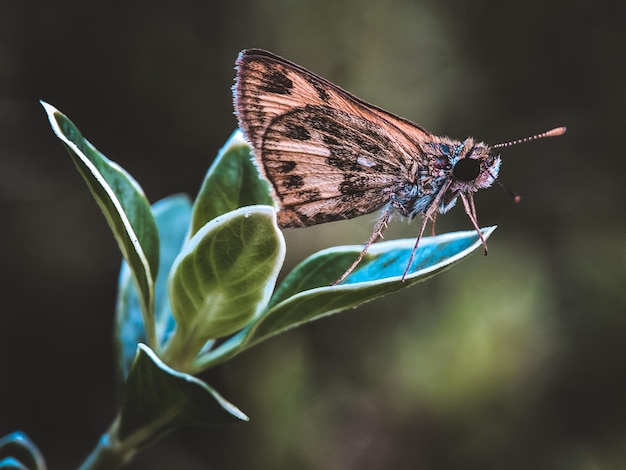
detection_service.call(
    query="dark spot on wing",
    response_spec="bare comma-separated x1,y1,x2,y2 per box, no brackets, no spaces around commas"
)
306,106,386,156
306,76,331,101
276,161,297,173
326,144,384,173
339,174,370,195
359,139,382,155
284,175,304,189
285,123,311,141
327,154,348,169
323,135,339,146
307,108,346,139
326,147,370,172
261,68,293,95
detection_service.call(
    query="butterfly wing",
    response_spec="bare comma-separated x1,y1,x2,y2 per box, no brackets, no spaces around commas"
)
234,49,433,227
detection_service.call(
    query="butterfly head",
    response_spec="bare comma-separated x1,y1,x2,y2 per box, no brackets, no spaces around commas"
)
434,138,501,213
449,139,501,190
439,126,567,212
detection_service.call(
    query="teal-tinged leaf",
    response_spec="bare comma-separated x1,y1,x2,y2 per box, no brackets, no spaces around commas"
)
190,130,274,237
0,457,29,470
118,344,247,445
248,227,496,344
0,432,46,470
42,102,160,345
198,227,496,368
0,458,28,470
116,195,192,380
164,205,285,368
272,227,496,306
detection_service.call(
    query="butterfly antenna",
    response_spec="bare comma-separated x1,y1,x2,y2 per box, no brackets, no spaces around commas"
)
496,178,521,203
487,168,521,203
492,126,566,149
490,126,566,202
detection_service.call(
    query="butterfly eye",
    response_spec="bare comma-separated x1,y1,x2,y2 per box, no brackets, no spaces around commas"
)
452,157,481,182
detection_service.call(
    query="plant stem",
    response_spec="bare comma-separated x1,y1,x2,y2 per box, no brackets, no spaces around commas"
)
78,417,135,470
189,328,248,373
160,326,203,371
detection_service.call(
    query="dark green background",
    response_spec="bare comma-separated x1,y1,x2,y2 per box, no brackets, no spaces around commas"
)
2,0,625,468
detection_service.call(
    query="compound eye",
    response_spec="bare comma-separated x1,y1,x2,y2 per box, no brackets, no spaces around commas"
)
452,158,481,182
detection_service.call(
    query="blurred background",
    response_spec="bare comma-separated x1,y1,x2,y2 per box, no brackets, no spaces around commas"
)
1,0,625,468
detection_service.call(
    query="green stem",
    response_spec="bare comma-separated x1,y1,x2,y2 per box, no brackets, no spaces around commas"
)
189,327,249,373
160,326,204,371
77,417,135,470
142,297,158,352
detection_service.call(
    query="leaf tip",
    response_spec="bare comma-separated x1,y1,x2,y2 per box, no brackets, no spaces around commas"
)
227,128,248,147
40,101,67,139
481,225,497,238
40,100,58,120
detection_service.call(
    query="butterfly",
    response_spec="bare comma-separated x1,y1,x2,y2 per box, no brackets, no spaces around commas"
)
233,48,565,284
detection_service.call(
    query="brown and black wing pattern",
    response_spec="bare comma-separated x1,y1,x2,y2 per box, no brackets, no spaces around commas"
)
234,49,432,227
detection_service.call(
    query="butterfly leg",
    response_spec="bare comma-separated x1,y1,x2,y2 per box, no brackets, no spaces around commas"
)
332,206,393,285
401,181,451,281
429,211,438,236
401,202,439,281
460,192,488,255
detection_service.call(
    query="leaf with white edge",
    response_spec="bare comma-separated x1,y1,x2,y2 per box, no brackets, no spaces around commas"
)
118,344,247,445
116,195,192,380
164,206,285,368
42,101,159,345
190,129,274,237
0,432,46,470
197,227,496,368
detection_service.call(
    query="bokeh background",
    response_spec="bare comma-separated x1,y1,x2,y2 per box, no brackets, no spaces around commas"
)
2,0,625,468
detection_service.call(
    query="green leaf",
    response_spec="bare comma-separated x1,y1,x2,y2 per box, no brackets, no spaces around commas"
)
42,102,160,346
118,344,247,446
190,130,274,237
199,227,496,367
250,227,496,344
0,432,45,470
164,206,285,369
116,195,192,380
